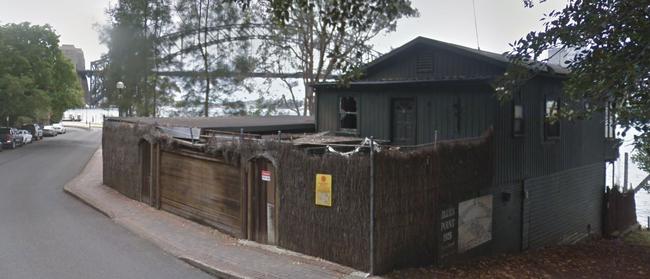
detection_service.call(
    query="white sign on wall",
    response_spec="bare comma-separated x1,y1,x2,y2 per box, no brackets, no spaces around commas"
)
458,194,493,253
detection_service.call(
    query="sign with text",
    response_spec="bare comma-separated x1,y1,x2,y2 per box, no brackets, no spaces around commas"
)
261,170,271,182
438,206,457,262
315,174,332,207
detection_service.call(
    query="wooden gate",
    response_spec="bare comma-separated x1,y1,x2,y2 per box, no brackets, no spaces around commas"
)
159,151,243,237
247,157,278,245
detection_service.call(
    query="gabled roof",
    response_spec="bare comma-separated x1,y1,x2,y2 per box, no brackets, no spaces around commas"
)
364,36,569,76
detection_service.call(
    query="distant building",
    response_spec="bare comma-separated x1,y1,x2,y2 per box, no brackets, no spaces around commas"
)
60,44,90,104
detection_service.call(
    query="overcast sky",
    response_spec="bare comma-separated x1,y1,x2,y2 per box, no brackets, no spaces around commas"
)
0,0,568,68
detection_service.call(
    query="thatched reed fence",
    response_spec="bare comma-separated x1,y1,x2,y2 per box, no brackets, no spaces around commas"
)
103,120,164,200
102,119,494,274
276,149,371,271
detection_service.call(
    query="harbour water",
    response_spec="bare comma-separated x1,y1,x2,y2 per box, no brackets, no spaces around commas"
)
637,191,650,228
606,129,650,228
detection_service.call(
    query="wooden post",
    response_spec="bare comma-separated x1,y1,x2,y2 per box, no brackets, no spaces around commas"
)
612,162,615,189
155,143,161,209
369,136,375,275
150,143,155,206
621,152,628,192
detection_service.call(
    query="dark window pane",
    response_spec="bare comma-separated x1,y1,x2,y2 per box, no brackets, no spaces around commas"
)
340,97,357,112
340,114,357,129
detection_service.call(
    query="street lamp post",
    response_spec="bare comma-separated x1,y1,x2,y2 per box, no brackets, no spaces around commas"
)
116,81,125,117
85,104,89,129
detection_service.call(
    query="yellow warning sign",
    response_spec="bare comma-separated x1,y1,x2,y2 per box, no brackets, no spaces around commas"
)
315,174,332,207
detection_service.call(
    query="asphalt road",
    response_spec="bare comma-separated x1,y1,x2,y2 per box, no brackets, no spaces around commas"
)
0,128,212,279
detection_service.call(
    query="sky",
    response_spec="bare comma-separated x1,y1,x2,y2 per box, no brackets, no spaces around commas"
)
0,0,569,68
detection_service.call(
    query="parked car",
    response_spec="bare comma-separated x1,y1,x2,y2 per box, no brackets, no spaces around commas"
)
21,124,42,141
43,125,57,137
53,123,66,134
0,127,20,149
13,129,25,146
17,130,32,144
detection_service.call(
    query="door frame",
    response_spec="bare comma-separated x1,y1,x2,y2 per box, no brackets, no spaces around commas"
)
245,154,280,245
139,140,152,205
390,97,418,145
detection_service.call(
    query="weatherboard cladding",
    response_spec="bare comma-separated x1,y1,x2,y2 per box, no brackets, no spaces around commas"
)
364,43,503,81
316,82,495,143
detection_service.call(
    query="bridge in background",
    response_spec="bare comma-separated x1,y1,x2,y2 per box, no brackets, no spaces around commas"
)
68,23,381,106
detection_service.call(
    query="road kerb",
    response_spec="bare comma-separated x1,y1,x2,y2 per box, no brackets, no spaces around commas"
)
63,185,114,219
62,148,361,279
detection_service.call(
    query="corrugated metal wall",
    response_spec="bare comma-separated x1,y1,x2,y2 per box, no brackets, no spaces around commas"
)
490,76,606,253
492,77,606,185
522,163,604,249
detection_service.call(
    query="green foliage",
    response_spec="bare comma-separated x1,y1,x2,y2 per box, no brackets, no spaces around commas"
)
256,0,418,115
0,23,83,125
101,0,175,117
173,0,253,117
100,0,415,117
498,0,650,164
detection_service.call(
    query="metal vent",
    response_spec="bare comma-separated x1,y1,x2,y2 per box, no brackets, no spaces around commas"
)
416,52,434,73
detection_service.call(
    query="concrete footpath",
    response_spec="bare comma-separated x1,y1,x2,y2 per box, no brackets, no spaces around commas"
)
64,149,366,279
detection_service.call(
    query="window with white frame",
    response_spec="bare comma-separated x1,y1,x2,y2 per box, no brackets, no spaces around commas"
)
544,98,560,139
513,103,524,137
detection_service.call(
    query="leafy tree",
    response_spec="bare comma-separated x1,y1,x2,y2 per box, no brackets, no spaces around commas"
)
255,0,418,115
0,23,82,125
101,0,174,117
497,0,650,172
172,0,253,117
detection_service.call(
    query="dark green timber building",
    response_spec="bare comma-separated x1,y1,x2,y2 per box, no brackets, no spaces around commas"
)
313,37,619,258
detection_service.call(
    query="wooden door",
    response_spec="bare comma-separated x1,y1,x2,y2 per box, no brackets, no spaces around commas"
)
392,98,417,145
140,141,151,205
248,158,277,245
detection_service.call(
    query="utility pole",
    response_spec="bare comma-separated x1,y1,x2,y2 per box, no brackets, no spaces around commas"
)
369,137,375,275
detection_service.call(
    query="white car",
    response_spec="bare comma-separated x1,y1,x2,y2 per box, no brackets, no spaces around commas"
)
43,125,57,137
52,123,66,134
17,130,32,144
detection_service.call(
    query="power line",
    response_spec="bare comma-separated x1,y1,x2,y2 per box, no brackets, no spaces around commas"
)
472,0,481,51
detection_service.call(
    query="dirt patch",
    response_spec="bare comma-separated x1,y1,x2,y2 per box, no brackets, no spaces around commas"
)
384,234,650,279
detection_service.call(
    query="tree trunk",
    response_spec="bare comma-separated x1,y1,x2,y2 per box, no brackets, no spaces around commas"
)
204,70,210,117
304,84,315,116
